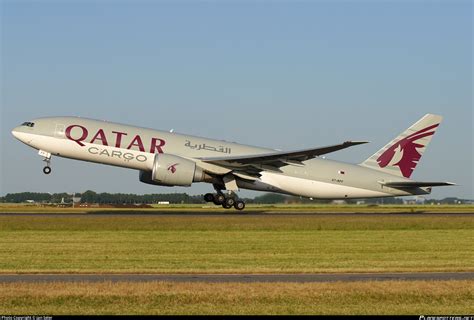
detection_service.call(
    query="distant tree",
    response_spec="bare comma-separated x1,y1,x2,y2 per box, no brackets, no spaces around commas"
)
253,193,287,204
3,192,52,203
80,190,99,203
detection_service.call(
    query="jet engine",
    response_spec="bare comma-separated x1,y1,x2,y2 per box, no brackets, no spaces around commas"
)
139,154,207,187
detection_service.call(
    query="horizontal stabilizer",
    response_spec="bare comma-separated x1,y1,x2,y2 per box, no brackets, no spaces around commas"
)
380,181,456,188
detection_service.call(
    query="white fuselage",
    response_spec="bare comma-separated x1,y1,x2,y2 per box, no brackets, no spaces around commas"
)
11,117,428,199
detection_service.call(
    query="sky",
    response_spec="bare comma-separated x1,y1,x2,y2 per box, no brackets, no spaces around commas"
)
1,1,472,199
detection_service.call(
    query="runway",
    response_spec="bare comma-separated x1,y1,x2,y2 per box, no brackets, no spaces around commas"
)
1,272,472,283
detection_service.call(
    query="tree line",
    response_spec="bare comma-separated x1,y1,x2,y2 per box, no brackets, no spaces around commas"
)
0,191,322,204
0,191,470,205
1,191,204,204
0,191,325,204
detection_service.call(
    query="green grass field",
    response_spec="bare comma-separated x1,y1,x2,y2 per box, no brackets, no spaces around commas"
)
1,280,472,315
1,212,473,314
1,214,472,273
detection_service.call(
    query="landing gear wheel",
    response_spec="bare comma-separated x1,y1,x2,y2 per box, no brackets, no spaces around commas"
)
43,166,51,174
224,197,235,208
222,203,233,209
204,193,215,202
234,200,245,211
213,193,225,205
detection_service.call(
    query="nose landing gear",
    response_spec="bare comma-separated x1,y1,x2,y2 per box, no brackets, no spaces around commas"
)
43,165,52,174
39,150,52,175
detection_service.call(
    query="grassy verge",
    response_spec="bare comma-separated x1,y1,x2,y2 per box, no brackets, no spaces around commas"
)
1,280,472,314
1,215,472,273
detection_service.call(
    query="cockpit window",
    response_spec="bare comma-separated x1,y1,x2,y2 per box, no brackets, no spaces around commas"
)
21,122,35,127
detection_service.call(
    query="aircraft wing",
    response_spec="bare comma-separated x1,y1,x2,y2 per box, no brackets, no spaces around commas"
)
380,181,456,188
198,141,368,175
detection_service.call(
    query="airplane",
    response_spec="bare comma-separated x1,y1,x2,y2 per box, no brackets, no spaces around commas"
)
11,114,454,210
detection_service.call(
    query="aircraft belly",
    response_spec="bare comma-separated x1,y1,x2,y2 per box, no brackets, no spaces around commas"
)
257,171,390,199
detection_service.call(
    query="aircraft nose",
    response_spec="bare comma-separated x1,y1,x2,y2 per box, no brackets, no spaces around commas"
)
11,126,20,139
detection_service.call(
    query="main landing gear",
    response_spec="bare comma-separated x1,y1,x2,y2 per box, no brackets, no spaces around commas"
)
204,192,246,211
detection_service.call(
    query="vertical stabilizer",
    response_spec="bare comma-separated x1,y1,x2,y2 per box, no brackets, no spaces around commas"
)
360,114,443,178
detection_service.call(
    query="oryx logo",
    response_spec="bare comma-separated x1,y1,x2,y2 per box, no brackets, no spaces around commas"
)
167,163,179,174
377,124,439,178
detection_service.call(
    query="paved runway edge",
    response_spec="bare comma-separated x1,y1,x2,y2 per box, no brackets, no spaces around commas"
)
0,272,473,283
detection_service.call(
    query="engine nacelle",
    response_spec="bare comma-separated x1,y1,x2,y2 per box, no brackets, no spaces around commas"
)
139,154,205,187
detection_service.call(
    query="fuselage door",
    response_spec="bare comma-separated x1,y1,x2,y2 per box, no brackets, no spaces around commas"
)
54,124,66,138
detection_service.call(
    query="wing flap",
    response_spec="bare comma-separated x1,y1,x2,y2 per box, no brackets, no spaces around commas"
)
233,171,261,181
